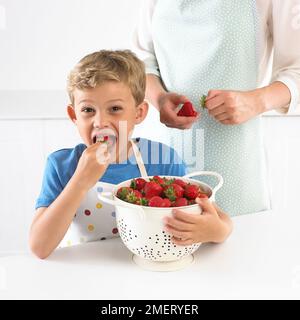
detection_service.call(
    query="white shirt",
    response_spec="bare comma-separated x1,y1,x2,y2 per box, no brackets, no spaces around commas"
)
132,0,300,115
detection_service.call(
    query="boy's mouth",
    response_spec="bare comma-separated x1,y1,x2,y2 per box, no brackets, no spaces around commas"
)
92,132,117,149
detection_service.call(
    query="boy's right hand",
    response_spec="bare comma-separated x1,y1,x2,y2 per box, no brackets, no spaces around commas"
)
73,142,111,191
158,93,200,129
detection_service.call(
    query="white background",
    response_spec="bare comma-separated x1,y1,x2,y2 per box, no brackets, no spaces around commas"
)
0,0,299,258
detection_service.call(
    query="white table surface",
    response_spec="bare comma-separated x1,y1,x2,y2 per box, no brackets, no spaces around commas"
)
1,209,300,300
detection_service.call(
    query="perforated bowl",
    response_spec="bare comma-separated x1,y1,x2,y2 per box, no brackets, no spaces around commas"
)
98,171,223,271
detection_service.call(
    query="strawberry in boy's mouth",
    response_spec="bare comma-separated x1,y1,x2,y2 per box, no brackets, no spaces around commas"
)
92,129,117,149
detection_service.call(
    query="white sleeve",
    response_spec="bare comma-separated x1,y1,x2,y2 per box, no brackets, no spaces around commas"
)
131,0,160,77
270,0,300,114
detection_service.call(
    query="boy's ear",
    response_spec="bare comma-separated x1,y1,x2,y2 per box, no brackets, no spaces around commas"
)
135,101,149,124
67,105,77,123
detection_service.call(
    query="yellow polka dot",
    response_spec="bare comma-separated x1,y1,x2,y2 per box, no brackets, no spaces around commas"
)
96,202,103,209
88,224,95,232
67,240,72,246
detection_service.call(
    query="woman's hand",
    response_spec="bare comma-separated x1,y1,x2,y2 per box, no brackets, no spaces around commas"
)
158,92,200,129
205,89,266,125
73,142,111,191
163,198,232,244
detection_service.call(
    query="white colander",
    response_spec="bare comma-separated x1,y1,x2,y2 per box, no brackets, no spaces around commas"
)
98,171,223,271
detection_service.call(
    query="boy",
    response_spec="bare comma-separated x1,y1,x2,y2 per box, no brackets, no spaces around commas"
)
30,50,232,259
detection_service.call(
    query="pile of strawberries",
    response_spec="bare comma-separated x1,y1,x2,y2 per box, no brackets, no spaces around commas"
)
116,176,208,208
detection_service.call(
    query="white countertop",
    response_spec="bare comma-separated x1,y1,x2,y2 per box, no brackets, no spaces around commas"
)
1,208,300,300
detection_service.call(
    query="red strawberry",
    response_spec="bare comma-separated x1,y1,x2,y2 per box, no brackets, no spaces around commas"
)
130,178,146,191
161,198,172,207
125,190,142,204
136,197,149,206
152,175,165,185
174,197,188,207
148,196,164,207
144,181,163,199
163,183,184,201
173,179,187,188
177,102,198,117
184,184,199,200
117,187,133,200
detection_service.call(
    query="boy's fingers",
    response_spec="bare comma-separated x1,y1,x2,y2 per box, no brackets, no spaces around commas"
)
196,198,218,215
172,209,200,224
163,216,194,231
171,237,194,246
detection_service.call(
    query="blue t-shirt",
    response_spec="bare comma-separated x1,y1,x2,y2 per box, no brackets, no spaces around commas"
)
35,138,187,209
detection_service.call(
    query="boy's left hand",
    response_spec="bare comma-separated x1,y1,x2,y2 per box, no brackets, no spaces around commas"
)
163,198,227,245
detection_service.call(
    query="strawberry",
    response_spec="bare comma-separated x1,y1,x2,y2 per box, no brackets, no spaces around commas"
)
130,178,146,191
163,183,184,201
184,184,199,200
174,197,188,207
148,196,164,207
117,187,133,200
152,175,165,185
144,181,163,199
161,198,172,207
173,179,187,188
200,95,207,109
136,197,149,206
177,101,198,117
162,177,175,186
125,190,142,204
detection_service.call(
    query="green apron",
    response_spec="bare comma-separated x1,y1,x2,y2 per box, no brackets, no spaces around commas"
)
151,0,271,216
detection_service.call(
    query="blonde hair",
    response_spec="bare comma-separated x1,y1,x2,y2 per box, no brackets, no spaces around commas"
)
67,50,146,105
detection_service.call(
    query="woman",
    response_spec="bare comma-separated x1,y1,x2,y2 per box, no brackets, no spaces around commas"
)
133,0,300,217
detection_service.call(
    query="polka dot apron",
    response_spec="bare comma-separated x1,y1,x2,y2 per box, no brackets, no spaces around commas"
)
59,139,148,247
151,0,271,216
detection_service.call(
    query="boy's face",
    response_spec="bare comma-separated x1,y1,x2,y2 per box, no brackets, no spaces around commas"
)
67,81,148,160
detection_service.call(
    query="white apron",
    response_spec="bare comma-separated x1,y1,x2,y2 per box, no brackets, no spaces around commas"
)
59,139,148,247
151,0,271,216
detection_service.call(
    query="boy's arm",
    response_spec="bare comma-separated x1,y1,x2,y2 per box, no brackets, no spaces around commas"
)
29,142,110,259
29,175,89,259
164,198,233,245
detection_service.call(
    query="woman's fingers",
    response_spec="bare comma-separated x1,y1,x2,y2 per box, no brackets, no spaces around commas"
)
206,94,225,110
214,112,230,122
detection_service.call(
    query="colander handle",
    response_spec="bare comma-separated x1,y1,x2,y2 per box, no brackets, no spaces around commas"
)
97,191,146,219
183,171,224,199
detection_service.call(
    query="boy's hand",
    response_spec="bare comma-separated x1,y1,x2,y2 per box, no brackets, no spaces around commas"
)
73,142,111,191
158,92,200,129
163,198,229,245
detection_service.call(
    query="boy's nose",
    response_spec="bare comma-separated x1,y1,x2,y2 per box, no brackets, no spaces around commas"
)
93,113,110,129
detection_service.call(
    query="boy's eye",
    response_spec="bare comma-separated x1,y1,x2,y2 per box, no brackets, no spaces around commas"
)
110,106,123,112
82,106,95,113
